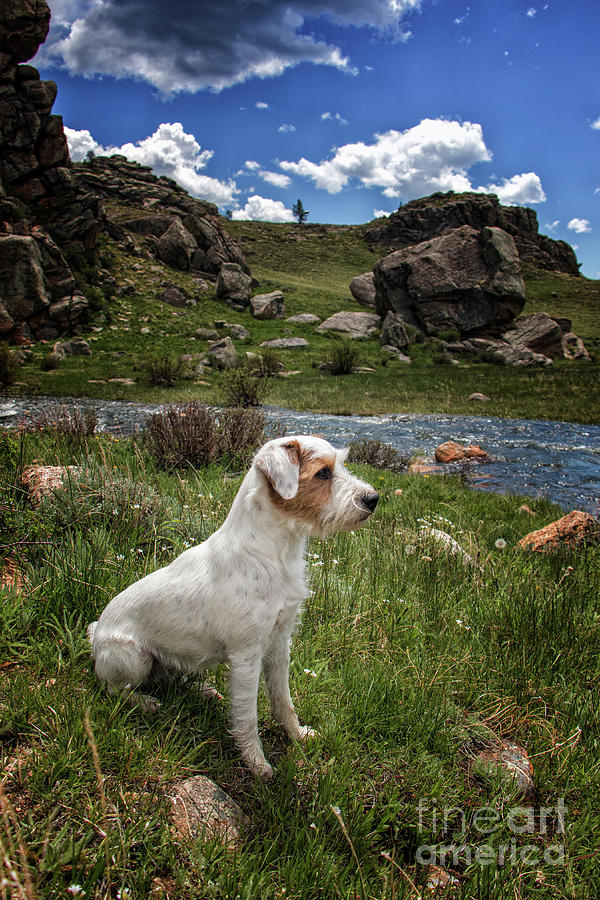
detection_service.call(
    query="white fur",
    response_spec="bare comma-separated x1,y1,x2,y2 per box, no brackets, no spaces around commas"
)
88,435,378,777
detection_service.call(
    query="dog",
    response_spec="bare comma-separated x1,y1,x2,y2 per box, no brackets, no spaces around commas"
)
88,435,378,777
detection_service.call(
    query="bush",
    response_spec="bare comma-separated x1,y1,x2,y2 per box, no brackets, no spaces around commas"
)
0,342,17,387
144,354,188,386
326,341,361,375
347,438,408,473
255,348,282,376
220,364,271,407
40,355,60,372
19,403,98,438
143,402,268,470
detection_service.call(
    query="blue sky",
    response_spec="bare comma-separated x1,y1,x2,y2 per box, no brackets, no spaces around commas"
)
34,0,599,276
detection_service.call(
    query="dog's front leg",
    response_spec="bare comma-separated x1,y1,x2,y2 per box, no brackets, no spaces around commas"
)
263,633,316,743
228,650,273,778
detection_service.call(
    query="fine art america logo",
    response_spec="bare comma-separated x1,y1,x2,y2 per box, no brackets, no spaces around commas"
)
416,798,567,868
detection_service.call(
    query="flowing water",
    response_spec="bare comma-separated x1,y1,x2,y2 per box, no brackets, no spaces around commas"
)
1,395,598,514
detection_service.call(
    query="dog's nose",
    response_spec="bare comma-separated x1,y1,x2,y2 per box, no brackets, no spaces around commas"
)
361,492,379,512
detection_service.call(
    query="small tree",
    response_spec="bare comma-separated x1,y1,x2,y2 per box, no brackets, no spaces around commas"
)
292,199,309,224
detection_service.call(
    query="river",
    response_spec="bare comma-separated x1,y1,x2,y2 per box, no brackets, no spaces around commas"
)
1,395,598,515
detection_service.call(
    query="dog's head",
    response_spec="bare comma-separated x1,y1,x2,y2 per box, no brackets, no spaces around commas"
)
253,435,379,536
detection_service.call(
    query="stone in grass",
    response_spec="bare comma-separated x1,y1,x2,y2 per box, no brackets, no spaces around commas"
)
518,510,599,553
52,338,91,360
426,866,460,893
467,739,535,801
196,327,219,341
169,775,248,849
260,337,309,350
467,392,490,402
382,344,412,363
21,465,80,507
286,313,321,324
250,290,285,320
316,311,381,339
222,323,250,340
207,336,238,369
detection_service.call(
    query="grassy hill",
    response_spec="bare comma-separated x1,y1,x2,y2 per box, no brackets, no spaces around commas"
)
5,214,600,424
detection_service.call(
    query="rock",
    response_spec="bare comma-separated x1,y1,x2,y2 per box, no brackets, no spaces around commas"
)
419,527,479,568
250,290,285,319
518,510,599,552
286,313,321,324
426,866,460,892
260,337,309,350
207,336,238,369
196,327,219,341
466,337,553,367
221,323,250,340
156,218,197,270
0,235,49,320
365,190,579,276
21,464,80,506
216,263,252,308
380,311,409,350
407,461,444,475
467,392,490,402
502,312,564,357
467,739,535,800
52,338,91,359
434,441,489,463
0,0,51,65
382,345,412,362
159,283,194,308
519,504,535,515
349,271,377,308
315,311,381,339
373,226,526,337
561,332,590,361
168,775,248,849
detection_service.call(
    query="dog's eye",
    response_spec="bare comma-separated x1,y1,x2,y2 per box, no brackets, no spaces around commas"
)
314,467,332,480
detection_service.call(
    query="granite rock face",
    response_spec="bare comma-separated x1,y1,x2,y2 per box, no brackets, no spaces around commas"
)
373,225,526,337
366,191,579,275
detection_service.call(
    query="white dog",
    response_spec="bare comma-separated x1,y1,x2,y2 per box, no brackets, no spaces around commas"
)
88,435,378,777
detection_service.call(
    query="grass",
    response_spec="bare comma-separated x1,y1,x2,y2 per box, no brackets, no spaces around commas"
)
4,218,599,423
1,424,599,898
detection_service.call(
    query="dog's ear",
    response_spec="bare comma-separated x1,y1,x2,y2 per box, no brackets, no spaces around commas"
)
254,440,300,500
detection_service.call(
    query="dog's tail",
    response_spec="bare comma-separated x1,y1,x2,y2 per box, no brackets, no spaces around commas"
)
87,621,98,652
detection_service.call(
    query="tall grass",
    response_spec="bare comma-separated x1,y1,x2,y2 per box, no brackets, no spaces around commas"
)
1,430,599,898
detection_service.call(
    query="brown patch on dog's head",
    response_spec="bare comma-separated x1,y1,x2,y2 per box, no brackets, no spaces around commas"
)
268,445,335,527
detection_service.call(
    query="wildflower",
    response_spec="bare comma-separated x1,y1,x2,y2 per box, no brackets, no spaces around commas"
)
116,554,124,561
421,555,432,561
183,504,189,509
133,504,140,509
382,598,390,603
137,548,143,554
495,538,507,550
303,668,317,678
331,805,342,816
310,822,317,830
68,887,84,896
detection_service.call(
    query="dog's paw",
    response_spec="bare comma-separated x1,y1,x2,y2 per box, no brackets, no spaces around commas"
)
196,681,224,702
295,725,319,742
246,759,274,780
134,692,162,714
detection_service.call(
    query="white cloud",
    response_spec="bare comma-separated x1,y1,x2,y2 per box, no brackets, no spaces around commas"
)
231,195,295,222
278,123,296,133
255,101,269,109
526,7,537,17
259,170,292,189
483,172,546,204
544,220,560,231
567,218,592,234
65,122,238,206
280,118,492,197
38,0,423,94
321,111,349,125
590,117,600,130
242,160,260,171
373,209,393,218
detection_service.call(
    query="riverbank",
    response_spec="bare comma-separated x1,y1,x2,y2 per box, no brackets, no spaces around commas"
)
1,425,599,898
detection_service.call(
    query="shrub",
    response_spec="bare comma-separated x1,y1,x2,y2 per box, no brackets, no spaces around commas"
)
144,353,188,386
347,438,408,473
0,342,17,387
220,364,271,407
19,403,98,438
40,355,60,372
255,347,282,377
143,402,268,470
326,341,361,375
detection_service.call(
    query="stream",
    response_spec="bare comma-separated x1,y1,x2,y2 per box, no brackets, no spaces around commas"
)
1,395,598,514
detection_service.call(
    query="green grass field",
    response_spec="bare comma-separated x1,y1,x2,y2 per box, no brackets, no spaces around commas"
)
5,221,600,424
1,423,599,898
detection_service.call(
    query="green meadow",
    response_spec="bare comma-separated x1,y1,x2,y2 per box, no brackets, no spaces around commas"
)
1,420,599,898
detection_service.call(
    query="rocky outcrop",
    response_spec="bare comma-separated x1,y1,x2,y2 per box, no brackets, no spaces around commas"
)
315,311,381,339
374,226,526,337
74,155,248,276
216,262,253,308
366,191,579,275
349,272,376,308
0,0,102,343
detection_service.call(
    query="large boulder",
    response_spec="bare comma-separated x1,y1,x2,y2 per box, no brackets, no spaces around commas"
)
0,235,49,323
365,190,579,276
316,311,381,339
380,311,409,350
349,272,376,308
216,263,252,308
156,218,197,270
206,336,238,369
250,290,285,319
501,312,590,361
373,225,526,337
518,511,599,552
